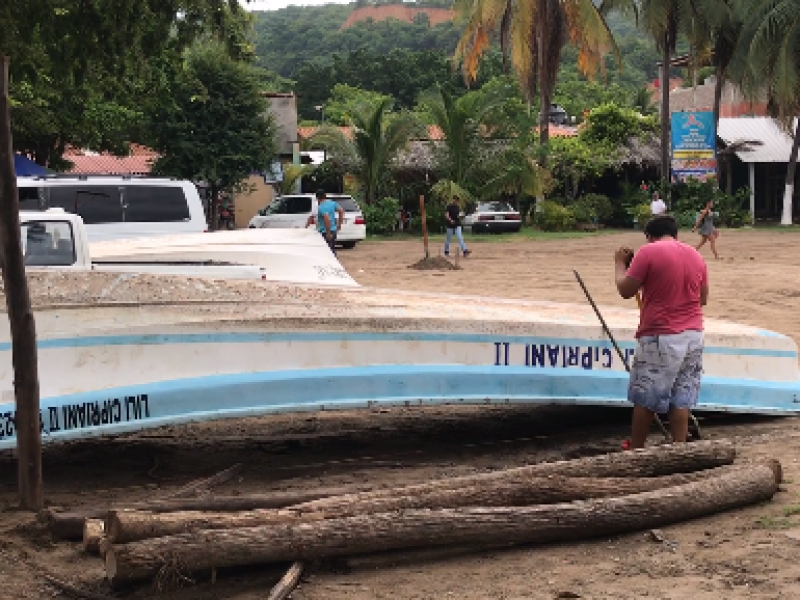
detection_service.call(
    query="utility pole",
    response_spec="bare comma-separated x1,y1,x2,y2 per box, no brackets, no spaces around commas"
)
0,56,43,510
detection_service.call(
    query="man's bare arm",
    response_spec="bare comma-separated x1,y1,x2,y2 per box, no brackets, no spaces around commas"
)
700,283,709,306
336,205,345,230
324,213,332,234
614,247,642,299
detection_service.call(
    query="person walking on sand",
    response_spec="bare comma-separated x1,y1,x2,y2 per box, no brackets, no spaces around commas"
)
444,195,471,258
692,200,720,259
306,190,344,256
650,191,666,216
614,214,709,449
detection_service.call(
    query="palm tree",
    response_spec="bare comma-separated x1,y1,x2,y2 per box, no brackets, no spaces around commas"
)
635,0,713,185
734,0,800,225
310,97,417,204
419,86,505,193
452,0,622,164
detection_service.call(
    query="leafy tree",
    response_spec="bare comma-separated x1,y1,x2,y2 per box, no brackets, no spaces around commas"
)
481,136,548,205
733,0,800,225
311,97,417,203
324,85,391,126
147,42,278,228
1,0,252,167
452,0,622,161
419,86,507,191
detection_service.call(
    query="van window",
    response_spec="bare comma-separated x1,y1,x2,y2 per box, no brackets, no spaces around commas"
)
283,196,312,214
18,187,43,211
48,186,123,224
122,186,190,222
21,220,76,266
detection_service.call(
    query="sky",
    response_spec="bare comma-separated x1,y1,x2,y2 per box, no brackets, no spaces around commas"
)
241,0,353,11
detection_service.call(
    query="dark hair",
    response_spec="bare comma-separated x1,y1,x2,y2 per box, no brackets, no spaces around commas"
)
644,214,678,239
315,189,326,199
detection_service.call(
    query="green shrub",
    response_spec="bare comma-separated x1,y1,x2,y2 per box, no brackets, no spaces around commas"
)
536,200,576,232
674,210,698,230
421,201,448,233
629,203,652,229
570,193,614,224
362,197,399,235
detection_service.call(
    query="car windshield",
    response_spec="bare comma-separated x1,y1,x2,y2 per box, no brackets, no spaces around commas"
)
330,196,360,212
477,202,515,213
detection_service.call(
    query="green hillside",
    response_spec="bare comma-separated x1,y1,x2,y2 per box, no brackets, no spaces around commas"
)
251,2,662,121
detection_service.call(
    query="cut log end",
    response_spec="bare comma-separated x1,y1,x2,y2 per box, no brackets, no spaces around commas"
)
82,519,105,555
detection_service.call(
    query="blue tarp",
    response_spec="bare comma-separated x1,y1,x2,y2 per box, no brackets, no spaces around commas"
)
13,153,48,176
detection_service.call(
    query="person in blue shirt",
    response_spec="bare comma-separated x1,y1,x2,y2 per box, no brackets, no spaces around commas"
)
306,190,344,255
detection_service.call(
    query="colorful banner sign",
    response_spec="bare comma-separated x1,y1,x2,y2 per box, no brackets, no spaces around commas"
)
670,110,716,182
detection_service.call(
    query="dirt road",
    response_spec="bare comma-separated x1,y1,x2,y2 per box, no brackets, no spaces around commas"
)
1,229,800,600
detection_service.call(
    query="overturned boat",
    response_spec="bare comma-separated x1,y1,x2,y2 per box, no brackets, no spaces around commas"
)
0,268,798,451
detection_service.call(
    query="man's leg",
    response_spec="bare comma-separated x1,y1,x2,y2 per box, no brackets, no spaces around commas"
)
669,331,704,442
627,336,680,448
444,228,452,255
455,226,468,253
328,231,337,255
631,406,656,449
667,408,690,442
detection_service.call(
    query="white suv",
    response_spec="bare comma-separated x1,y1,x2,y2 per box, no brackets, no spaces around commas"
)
248,193,366,249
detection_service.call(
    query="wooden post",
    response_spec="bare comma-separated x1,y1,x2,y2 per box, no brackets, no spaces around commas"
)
0,57,43,510
418,194,429,258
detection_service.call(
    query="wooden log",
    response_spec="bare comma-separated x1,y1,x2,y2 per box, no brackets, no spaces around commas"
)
82,519,105,555
286,439,738,514
46,486,365,541
105,461,775,545
267,561,304,600
105,462,778,586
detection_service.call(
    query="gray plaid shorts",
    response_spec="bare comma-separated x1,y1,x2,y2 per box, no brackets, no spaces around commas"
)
628,330,704,414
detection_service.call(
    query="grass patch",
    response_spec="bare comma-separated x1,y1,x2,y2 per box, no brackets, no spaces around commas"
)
756,515,800,530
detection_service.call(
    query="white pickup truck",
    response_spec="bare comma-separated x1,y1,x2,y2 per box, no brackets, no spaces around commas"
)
20,209,358,287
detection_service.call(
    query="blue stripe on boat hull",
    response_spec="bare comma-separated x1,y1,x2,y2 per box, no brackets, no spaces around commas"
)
1,365,799,451
0,332,794,358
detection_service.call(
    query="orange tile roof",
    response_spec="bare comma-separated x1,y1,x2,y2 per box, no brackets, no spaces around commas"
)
64,144,158,175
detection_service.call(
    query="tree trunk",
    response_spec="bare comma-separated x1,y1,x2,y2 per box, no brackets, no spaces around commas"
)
104,462,773,545
291,439,736,512
105,462,778,587
209,183,218,231
0,57,43,510
83,519,106,556
46,486,360,541
660,31,671,187
713,65,725,184
780,117,800,225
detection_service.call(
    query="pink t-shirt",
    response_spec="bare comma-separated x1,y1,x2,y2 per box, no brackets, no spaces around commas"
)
626,239,708,338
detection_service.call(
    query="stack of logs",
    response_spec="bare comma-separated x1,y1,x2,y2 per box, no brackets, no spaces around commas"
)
45,440,781,595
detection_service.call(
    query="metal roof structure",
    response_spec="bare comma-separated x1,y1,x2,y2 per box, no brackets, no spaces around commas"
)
717,117,797,163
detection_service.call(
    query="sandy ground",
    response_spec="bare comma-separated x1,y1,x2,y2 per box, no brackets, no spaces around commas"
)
2,228,800,599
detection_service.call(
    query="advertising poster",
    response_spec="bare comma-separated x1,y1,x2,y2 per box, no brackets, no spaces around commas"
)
670,111,717,182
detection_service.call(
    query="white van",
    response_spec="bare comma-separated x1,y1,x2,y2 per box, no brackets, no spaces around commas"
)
248,193,366,249
16,175,207,242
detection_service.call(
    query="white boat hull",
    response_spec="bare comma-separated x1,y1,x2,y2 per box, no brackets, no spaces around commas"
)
0,271,798,450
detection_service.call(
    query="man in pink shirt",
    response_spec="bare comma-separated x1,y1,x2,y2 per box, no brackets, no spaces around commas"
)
614,214,709,448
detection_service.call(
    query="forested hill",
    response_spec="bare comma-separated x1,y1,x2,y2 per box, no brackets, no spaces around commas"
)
252,1,460,78
251,1,662,121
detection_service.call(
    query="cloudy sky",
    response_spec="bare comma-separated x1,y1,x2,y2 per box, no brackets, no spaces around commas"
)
241,0,353,11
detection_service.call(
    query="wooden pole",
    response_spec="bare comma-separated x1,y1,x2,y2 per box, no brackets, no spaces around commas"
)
105,463,778,586
419,194,429,258
0,56,43,510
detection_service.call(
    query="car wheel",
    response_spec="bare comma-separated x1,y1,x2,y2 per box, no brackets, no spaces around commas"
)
471,225,481,234
340,241,357,249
